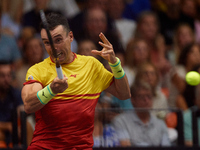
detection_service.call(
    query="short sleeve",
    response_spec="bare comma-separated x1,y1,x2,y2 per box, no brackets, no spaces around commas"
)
92,58,114,91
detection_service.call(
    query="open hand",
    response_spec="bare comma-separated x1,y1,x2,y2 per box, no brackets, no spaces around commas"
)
91,32,117,64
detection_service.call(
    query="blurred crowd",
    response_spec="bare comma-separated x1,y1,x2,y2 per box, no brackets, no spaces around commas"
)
0,0,200,148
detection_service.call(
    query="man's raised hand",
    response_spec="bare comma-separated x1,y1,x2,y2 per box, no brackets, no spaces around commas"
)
91,32,117,64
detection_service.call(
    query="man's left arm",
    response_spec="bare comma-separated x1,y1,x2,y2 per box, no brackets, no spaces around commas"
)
91,32,131,100
105,74,130,100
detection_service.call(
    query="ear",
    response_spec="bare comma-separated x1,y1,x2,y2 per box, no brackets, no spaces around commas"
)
69,31,74,42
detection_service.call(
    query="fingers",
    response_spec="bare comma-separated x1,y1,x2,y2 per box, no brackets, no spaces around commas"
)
91,50,101,56
98,41,112,49
99,32,111,45
52,76,68,93
91,49,113,56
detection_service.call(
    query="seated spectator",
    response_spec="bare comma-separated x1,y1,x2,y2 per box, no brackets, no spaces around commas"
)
184,84,200,146
124,38,150,87
156,0,194,48
177,64,200,113
168,23,195,66
134,62,169,119
107,0,136,49
111,38,150,110
93,102,120,148
112,81,171,147
23,0,80,19
169,43,200,110
0,0,23,38
75,7,124,58
77,39,99,59
22,0,62,34
15,37,44,90
68,0,112,43
133,11,171,83
0,61,33,147
17,27,36,52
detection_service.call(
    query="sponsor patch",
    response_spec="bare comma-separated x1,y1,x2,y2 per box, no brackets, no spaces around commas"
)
28,75,34,81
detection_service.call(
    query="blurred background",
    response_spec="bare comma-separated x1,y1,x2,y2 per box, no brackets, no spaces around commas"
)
0,0,200,149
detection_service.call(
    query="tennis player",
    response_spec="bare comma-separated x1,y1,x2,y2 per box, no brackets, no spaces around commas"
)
21,12,130,150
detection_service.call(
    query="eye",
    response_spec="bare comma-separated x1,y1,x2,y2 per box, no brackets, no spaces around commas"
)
44,41,50,46
54,38,62,44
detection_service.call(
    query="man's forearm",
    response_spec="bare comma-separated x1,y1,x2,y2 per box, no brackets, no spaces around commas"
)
108,57,131,100
113,75,131,100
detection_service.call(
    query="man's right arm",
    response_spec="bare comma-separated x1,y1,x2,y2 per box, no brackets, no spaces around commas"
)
21,82,44,114
22,76,68,114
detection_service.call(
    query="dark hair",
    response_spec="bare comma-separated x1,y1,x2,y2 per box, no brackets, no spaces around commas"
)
178,43,197,66
40,12,71,33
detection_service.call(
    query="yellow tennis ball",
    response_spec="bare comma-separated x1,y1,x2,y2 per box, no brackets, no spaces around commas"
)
185,71,200,86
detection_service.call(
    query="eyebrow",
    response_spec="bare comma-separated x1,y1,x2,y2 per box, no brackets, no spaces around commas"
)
42,34,62,41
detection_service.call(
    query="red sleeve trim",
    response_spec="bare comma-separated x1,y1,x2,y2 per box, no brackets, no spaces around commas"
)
23,80,44,88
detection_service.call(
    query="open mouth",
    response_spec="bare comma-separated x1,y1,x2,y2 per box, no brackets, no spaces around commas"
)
57,52,63,57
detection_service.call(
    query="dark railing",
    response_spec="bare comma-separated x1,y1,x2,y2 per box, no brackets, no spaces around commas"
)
0,108,199,150
192,109,200,146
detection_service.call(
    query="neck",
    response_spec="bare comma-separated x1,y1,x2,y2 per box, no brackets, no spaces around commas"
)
136,111,150,124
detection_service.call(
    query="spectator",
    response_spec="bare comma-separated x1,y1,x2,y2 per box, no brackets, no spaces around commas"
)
156,0,194,48
0,61,33,147
184,84,200,146
77,39,98,59
112,81,171,147
1,0,23,38
69,0,112,43
75,7,124,57
0,7,22,70
133,11,171,83
134,62,169,119
107,0,136,49
124,38,150,87
22,0,62,34
23,0,80,19
176,64,200,113
181,0,196,20
93,102,120,148
168,23,196,66
17,27,36,52
15,37,44,90
194,0,200,45
169,43,200,109
111,38,150,110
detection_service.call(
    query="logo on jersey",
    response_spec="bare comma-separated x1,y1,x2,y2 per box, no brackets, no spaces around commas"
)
69,74,79,78
28,75,34,81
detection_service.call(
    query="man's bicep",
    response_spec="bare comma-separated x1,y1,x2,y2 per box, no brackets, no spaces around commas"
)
21,82,43,103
